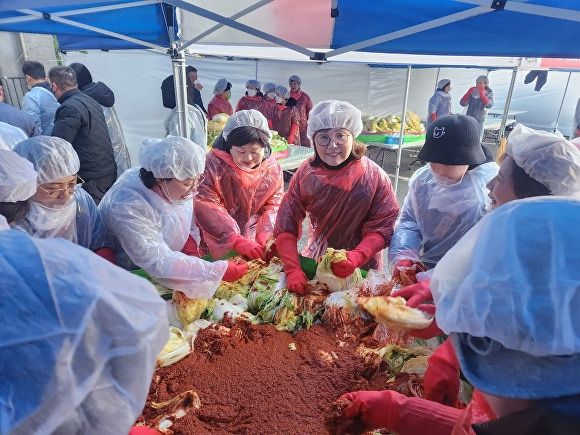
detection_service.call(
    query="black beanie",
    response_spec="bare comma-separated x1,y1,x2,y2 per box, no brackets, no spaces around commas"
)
417,114,486,166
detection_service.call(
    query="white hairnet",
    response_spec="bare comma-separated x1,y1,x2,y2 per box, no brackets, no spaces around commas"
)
0,230,168,434
476,75,489,84
213,78,229,95
432,197,580,357
0,150,38,202
246,79,261,90
263,82,276,93
0,121,27,150
139,136,205,180
222,109,273,141
307,100,364,140
506,123,580,196
437,79,451,89
13,136,80,184
289,75,301,85
275,85,288,97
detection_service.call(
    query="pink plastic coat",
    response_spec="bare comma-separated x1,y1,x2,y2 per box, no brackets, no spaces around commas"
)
290,91,313,147
274,156,400,269
235,95,265,113
207,94,233,120
272,105,301,145
195,149,284,258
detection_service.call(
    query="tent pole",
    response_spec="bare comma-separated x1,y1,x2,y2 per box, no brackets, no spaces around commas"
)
553,72,572,133
172,48,189,138
499,61,520,138
434,67,440,87
394,65,412,195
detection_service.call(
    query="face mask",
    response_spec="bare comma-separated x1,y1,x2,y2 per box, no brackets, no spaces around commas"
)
275,96,284,103
247,89,257,97
161,180,193,205
225,90,231,100
432,170,466,187
267,92,276,99
27,196,77,240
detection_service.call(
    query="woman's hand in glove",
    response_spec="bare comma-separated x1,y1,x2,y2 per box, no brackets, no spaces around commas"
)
408,304,444,340
286,269,308,295
392,259,415,279
423,339,460,407
222,261,248,282
233,236,265,261
392,279,432,308
331,251,361,278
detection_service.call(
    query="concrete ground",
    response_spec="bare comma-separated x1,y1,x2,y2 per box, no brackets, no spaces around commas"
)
286,137,500,264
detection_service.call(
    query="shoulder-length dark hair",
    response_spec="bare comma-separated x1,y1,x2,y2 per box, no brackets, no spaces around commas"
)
309,129,367,167
212,126,271,158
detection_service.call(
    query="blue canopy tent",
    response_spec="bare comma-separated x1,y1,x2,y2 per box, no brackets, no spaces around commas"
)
1,0,579,190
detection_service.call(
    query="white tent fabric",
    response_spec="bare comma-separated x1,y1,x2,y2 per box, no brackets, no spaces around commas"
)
62,50,580,167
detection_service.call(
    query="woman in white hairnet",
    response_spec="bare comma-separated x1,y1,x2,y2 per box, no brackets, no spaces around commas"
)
99,136,248,299
236,79,265,113
0,120,27,150
271,85,301,145
0,149,37,228
12,136,115,261
460,75,494,140
195,110,283,260
389,124,580,412
388,114,498,272
274,100,400,295
207,78,233,120
288,75,313,147
337,197,580,434
260,82,277,122
0,228,168,434
426,79,452,129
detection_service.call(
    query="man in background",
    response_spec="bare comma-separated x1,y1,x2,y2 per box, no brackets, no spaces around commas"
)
49,66,116,204
21,60,59,135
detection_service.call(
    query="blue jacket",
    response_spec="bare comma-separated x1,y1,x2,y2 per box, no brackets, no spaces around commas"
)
21,82,59,135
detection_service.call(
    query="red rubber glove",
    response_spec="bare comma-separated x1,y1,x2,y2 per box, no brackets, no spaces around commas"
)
424,338,461,407
288,123,299,144
255,232,270,249
222,261,248,282
461,86,476,103
478,86,490,105
392,279,432,308
94,247,116,264
267,119,273,129
181,235,199,257
429,113,437,121
408,304,444,339
331,233,384,278
340,390,462,435
233,235,265,261
276,232,308,295
392,259,415,279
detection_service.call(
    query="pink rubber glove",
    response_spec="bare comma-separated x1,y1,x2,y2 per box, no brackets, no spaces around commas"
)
233,236,265,261
276,232,308,295
424,338,461,407
340,389,463,435
461,86,476,103
255,232,270,249
392,259,415,279
222,261,248,282
408,304,444,339
392,279,432,308
331,233,384,279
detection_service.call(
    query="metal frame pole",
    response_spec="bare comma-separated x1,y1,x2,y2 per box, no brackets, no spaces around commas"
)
553,72,571,132
394,65,412,194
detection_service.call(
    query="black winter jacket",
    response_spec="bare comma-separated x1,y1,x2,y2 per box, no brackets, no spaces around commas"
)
52,89,116,180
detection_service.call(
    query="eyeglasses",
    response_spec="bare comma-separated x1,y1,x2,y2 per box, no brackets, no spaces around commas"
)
38,175,85,198
314,132,352,147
